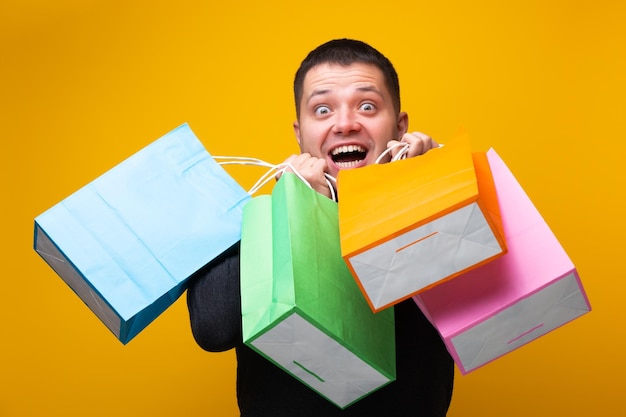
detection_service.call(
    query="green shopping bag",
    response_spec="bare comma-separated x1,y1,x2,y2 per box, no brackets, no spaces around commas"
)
241,173,396,409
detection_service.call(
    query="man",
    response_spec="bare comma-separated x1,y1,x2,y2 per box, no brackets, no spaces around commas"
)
284,38,440,196
187,38,454,416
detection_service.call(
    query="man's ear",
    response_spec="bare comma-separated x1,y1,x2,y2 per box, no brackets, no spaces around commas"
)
397,112,409,138
293,120,302,146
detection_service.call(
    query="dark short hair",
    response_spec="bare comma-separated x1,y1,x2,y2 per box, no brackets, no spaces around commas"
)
293,38,401,118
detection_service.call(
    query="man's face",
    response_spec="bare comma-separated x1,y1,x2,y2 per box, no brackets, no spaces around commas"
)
293,62,408,178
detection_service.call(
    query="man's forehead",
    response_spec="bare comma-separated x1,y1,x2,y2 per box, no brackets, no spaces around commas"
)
304,62,384,87
302,63,390,103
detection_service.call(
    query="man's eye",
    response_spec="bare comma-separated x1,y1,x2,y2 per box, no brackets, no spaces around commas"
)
315,106,331,116
360,103,375,112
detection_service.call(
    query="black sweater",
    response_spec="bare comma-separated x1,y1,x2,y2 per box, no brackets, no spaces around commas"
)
187,243,454,416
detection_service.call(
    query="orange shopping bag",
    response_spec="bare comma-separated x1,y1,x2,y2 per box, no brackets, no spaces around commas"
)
337,132,507,312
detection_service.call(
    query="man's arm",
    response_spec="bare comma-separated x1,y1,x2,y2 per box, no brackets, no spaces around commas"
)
186,242,243,352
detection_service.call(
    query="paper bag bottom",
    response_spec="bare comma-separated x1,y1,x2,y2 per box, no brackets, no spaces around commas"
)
249,312,394,409
449,271,589,373
35,223,184,344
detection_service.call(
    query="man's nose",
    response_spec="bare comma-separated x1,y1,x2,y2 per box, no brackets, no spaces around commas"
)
332,109,361,135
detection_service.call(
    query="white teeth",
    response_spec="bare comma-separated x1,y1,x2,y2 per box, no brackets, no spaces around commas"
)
335,160,361,168
331,144,366,156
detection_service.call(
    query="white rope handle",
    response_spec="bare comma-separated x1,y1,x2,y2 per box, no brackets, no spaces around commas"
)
216,155,337,201
214,156,275,169
246,164,284,195
324,173,338,202
374,142,410,164
248,162,313,196
214,156,280,195
374,142,445,164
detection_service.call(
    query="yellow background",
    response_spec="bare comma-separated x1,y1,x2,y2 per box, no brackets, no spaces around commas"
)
1,0,624,416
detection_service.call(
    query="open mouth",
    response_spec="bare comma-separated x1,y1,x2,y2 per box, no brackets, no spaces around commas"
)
330,144,367,169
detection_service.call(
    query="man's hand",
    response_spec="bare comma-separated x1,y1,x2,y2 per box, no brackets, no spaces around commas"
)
279,153,333,199
387,131,439,160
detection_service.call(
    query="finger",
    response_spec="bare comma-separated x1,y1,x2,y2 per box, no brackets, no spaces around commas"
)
310,159,332,198
408,131,439,149
290,155,332,198
277,154,299,179
283,153,328,183
385,139,402,160
282,153,308,173
402,132,439,157
399,134,424,156
311,158,327,176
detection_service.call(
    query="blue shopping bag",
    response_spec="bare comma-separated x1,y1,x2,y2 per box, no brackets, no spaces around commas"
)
34,123,250,344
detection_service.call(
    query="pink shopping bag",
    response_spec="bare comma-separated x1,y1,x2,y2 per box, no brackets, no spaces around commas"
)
413,148,591,374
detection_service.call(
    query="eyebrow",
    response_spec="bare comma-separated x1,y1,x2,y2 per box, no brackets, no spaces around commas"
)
306,89,330,105
305,85,385,106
